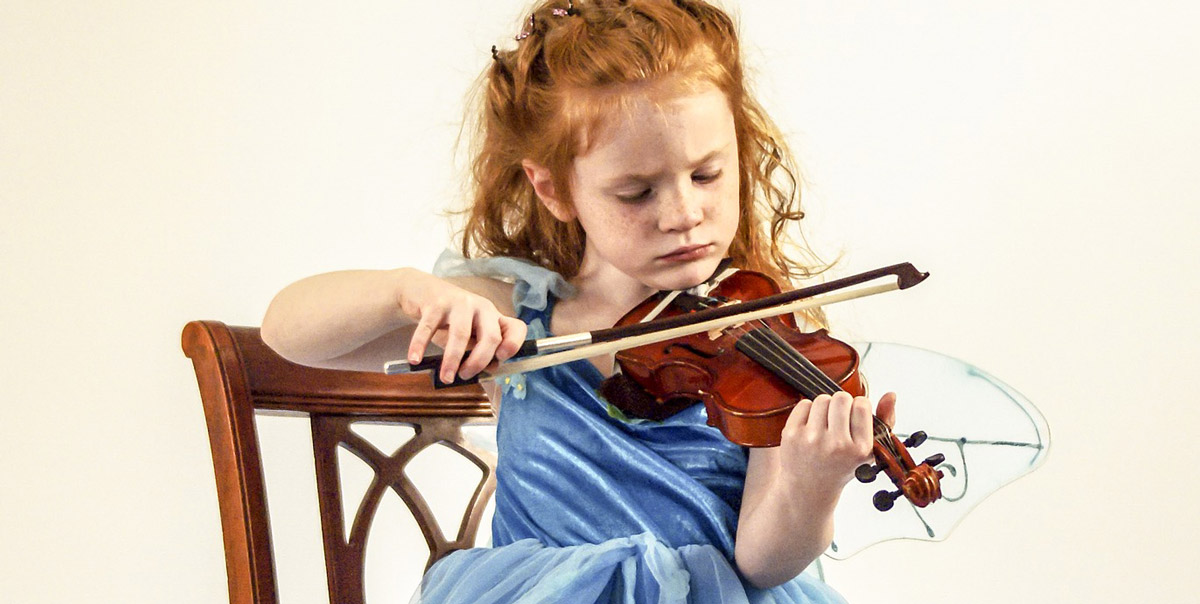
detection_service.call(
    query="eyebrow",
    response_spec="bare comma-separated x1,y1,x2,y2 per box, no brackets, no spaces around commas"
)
604,144,733,185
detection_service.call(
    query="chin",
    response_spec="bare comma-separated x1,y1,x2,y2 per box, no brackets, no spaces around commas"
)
646,257,723,291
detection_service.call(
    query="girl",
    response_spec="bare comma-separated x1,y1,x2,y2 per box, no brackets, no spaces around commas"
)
263,1,895,601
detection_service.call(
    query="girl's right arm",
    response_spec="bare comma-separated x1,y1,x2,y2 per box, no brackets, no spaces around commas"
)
260,268,527,381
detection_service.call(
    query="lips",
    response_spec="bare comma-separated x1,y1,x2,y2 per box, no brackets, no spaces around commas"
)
658,243,712,262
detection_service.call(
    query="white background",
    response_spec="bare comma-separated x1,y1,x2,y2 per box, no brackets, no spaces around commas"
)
4,1,1198,602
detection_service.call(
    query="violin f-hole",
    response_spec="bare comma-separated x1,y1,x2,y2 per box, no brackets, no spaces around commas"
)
662,342,721,359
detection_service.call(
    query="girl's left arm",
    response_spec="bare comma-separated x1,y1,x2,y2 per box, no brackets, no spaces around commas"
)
733,392,896,588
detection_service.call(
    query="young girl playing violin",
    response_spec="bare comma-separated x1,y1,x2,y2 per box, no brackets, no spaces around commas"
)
263,1,896,601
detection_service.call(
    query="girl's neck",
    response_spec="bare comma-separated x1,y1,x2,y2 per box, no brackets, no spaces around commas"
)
552,258,656,336
551,264,652,378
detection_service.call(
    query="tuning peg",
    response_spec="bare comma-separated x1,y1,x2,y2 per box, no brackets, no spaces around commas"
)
903,431,927,448
855,463,883,483
872,489,902,512
922,453,945,467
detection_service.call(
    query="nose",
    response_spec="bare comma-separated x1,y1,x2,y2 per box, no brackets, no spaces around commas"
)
657,183,705,232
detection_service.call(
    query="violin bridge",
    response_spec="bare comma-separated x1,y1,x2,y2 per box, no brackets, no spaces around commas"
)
704,297,745,341
708,322,743,340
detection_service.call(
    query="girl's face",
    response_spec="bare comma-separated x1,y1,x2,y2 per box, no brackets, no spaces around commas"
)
553,86,741,292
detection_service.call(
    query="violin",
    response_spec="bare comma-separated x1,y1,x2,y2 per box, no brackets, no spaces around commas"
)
599,268,946,511
386,262,944,510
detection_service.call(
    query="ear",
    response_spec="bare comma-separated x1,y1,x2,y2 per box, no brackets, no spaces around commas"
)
522,159,576,222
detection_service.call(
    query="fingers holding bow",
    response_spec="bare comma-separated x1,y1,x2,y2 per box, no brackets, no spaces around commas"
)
400,272,527,383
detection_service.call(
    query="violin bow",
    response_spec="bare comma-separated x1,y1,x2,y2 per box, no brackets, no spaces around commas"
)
384,262,928,386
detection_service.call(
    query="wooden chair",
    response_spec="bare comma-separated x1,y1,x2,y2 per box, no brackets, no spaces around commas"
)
182,320,497,604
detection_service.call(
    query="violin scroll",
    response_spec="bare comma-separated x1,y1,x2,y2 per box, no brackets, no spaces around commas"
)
854,423,945,511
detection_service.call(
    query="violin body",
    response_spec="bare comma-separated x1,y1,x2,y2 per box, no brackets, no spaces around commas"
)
611,270,863,447
603,268,944,510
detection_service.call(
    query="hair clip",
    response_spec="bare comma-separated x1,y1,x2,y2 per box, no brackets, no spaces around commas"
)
515,14,535,40
552,1,577,17
491,45,500,61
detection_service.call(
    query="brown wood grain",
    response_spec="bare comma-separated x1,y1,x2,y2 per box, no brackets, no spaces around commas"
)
182,321,495,604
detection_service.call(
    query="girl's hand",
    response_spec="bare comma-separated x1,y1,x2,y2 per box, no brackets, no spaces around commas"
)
735,391,899,586
777,391,897,496
398,270,527,383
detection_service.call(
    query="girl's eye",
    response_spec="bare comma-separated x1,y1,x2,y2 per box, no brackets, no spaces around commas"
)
693,169,722,184
616,188,653,203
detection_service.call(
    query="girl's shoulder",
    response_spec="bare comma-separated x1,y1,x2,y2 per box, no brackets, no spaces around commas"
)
433,249,575,319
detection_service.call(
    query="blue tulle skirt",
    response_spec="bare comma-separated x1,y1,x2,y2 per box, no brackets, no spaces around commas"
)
415,532,843,604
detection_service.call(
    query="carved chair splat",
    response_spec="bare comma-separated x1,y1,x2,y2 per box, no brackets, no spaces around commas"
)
182,320,496,604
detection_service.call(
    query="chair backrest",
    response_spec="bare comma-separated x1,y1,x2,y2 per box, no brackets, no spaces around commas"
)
182,320,496,604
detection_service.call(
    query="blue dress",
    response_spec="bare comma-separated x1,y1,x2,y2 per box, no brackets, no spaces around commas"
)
414,254,847,604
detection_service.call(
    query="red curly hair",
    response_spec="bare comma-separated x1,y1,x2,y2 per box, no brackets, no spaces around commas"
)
459,0,825,294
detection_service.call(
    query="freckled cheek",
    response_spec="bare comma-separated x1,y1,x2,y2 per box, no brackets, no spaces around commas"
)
612,205,657,231
708,189,739,223
581,206,651,242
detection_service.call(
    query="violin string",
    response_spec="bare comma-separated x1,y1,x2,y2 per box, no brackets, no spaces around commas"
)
687,297,902,463
735,336,825,396
719,318,833,397
755,325,843,394
731,322,834,397
691,297,828,397
697,296,842,399
736,330,823,395
725,325,820,394
715,314,896,455
751,335,836,398
874,416,899,455
740,326,895,451
717,313,921,488
738,320,841,394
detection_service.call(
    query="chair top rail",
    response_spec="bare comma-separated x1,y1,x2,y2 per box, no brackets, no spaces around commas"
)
183,320,492,417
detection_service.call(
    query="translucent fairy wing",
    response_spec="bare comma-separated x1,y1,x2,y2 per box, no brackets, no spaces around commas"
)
825,342,1051,560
